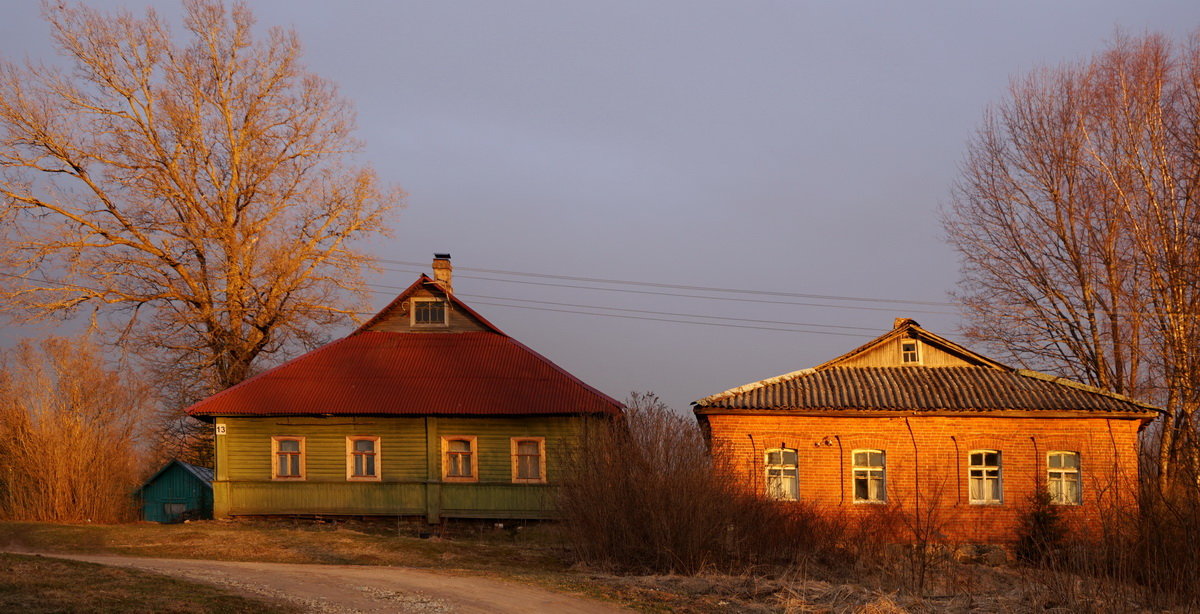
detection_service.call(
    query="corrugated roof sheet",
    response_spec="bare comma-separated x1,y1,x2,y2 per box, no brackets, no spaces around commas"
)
186,331,622,417
694,366,1158,414
180,461,214,483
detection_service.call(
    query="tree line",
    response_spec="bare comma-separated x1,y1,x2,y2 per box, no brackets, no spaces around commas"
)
1,1,1199,523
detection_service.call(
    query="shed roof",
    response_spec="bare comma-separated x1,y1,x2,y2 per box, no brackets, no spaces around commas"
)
694,319,1159,417
140,459,213,491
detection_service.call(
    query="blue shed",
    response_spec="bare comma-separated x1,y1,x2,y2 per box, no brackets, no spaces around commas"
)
139,460,213,523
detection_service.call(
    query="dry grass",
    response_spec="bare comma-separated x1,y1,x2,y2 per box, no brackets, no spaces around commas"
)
1,518,1192,613
0,552,300,613
0,519,567,572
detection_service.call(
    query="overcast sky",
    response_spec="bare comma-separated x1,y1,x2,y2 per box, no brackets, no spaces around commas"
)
1,1,1197,411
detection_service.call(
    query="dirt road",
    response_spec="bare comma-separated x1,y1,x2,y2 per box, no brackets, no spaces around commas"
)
14,552,630,614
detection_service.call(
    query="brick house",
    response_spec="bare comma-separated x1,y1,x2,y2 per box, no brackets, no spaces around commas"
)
692,318,1160,543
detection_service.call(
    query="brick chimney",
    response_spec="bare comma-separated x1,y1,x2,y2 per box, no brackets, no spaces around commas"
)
432,253,453,294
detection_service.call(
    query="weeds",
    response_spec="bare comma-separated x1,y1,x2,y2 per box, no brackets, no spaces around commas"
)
556,393,840,575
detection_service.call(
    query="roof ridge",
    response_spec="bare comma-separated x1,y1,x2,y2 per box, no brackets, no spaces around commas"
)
351,275,508,336
814,322,1010,371
693,368,816,406
1014,369,1164,413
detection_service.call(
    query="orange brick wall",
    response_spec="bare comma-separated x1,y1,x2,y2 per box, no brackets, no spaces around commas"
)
704,413,1144,544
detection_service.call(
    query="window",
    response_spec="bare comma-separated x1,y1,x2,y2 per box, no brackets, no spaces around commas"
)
853,450,887,503
347,436,381,481
901,340,920,364
1047,451,1081,505
765,448,799,501
272,436,305,480
164,503,187,517
412,298,447,325
968,450,1002,504
511,437,547,483
441,436,478,482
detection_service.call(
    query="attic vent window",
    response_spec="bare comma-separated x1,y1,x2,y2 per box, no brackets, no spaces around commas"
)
901,340,920,364
412,299,447,326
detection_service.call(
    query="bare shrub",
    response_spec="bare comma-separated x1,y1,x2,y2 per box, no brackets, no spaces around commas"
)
556,392,840,574
1011,480,1200,611
0,336,149,523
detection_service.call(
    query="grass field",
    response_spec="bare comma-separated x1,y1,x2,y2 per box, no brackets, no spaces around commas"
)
0,519,1146,613
0,552,301,614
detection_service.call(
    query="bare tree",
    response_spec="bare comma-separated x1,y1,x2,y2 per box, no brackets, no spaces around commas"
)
0,1,401,405
0,336,150,523
945,31,1200,485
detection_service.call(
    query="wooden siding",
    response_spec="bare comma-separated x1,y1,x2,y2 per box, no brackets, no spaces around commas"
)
366,287,488,333
213,415,592,520
141,463,212,522
831,336,975,368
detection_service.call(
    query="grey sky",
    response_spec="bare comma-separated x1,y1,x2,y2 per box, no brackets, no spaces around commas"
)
1,1,1197,410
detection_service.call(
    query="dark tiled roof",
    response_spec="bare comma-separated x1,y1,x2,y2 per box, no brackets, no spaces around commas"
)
694,366,1158,414
186,331,622,417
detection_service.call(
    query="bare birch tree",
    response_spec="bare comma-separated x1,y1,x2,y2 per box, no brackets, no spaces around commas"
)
945,32,1200,485
0,1,401,406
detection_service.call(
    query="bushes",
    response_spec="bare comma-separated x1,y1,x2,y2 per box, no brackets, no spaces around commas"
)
556,393,838,574
1014,490,1067,565
0,337,148,523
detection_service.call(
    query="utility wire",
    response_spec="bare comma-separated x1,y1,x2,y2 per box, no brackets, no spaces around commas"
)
359,282,881,333
455,293,882,332
376,258,956,306
467,300,874,338
0,271,884,337
374,266,957,316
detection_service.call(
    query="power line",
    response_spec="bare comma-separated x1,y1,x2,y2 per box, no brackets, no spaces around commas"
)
375,258,956,307
359,282,882,333
455,293,883,332
373,266,958,316
466,300,874,338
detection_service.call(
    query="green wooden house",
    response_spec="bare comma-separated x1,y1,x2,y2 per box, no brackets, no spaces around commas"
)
139,459,214,523
186,255,622,521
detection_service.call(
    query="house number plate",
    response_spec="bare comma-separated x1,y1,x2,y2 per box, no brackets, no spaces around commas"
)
215,424,227,435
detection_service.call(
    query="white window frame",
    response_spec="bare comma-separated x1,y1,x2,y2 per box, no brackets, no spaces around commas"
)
271,436,306,481
346,436,382,481
1047,451,1082,505
411,298,448,326
968,450,1002,504
764,448,799,501
852,449,887,503
510,437,547,484
441,436,478,482
900,339,921,364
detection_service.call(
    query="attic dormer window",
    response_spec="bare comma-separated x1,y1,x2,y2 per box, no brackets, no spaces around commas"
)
412,298,447,326
901,340,920,364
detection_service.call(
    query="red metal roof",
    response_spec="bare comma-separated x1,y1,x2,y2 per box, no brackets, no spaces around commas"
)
186,331,622,417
